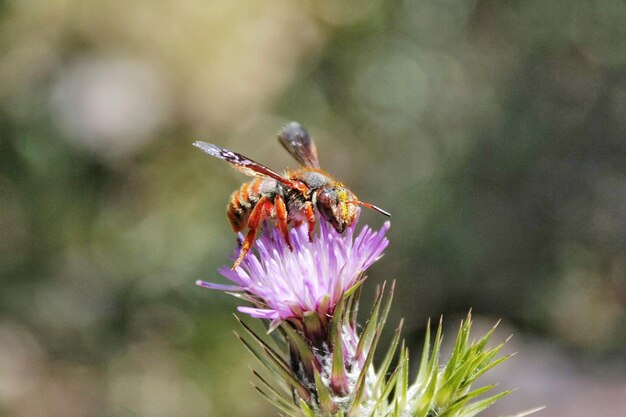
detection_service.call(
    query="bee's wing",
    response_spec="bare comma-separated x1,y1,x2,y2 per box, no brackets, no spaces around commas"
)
193,141,296,187
277,122,321,169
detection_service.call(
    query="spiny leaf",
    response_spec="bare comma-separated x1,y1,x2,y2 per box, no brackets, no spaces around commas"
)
253,385,300,416
396,345,409,411
357,281,396,364
439,348,492,404
281,323,318,376
351,322,381,409
458,390,512,417
352,284,394,408
346,280,364,329
236,328,297,385
377,281,395,339
298,399,316,417
372,320,403,395
317,295,331,320
303,311,324,345
330,293,347,348
252,368,291,402
472,320,500,353
425,316,444,381
415,318,432,387
330,296,349,396
470,352,515,383
236,317,289,369
392,398,400,417
466,342,510,378
235,318,310,399
458,349,502,390
444,318,468,381
503,406,546,417
436,384,496,417
236,333,310,401
313,367,335,413
413,351,439,417
368,364,400,417
344,277,364,298
355,282,385,359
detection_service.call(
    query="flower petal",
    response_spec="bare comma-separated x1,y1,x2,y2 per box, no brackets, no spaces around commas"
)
200,216,389,323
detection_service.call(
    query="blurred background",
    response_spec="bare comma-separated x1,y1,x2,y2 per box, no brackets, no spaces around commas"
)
1,0,625,416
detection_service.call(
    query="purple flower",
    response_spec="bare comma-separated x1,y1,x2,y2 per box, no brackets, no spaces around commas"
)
197,218,390,326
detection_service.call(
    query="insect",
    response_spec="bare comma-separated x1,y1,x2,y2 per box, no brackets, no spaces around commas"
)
194,122,390,269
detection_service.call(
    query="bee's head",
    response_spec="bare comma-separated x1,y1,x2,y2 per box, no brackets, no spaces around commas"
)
315,185,358,233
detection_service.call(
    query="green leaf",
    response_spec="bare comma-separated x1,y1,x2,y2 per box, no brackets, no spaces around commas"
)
458,390,512,417
355,282,384,359
502,406,546,417
396,345,409,411
236,318,312,402
346,280,364,329
318,294,331,320
298,399,316,417
444,318,467,381
437,385,496,417
314,366,335,413
303,311,324,344
472,320,500,353
372,320,403,396
281,322,318,377
368,364,400,417
236,317,289,368
352,283,395,409
252,368,291,402
414,318,432,387
426,317,444,380
330,296,349,395
468,350,513,384
254,385,300,416
236,333,310,401
412,351,439,417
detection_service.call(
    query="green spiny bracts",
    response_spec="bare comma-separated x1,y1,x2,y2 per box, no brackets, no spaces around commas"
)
199,220,539,417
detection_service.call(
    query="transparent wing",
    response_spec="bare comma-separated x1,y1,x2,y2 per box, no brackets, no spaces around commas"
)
277,122,321,168
193,141,295,187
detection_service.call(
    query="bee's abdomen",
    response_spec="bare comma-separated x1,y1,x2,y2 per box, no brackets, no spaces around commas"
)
226,191,246,232
226,178,275,232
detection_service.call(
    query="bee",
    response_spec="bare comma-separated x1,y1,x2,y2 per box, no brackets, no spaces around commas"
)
194,122,390,269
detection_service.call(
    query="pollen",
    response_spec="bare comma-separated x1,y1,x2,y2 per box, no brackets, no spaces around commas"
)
337,189,349,219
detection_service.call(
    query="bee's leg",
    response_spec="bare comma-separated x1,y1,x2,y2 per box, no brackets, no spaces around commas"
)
233,196,270,270
304,202,316,242
274,195,293,251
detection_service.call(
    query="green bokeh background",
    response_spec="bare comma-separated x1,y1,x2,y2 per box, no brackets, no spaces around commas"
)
1,1,624,416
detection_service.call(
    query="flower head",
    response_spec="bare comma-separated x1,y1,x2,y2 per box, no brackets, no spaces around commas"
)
197,217,390,325
196,217,517,417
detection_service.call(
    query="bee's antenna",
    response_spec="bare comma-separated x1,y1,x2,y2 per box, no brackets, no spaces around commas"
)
354,201,391,217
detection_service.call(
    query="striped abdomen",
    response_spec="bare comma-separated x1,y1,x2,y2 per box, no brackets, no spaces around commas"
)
226,178,284,232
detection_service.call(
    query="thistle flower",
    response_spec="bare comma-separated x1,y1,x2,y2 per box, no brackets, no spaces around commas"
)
198,219,392,413
198,218,389,324
197,219,531,417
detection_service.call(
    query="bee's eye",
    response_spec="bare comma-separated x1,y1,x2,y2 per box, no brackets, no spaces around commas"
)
316,190,336,223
